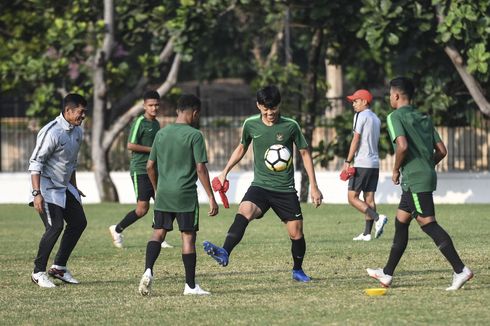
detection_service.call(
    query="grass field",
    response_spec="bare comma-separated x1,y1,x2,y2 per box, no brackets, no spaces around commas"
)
0,203,488,325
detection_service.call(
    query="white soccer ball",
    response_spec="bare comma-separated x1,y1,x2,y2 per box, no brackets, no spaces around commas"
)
264,144,292,172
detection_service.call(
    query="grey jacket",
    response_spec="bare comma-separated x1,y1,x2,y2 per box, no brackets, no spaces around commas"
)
28,113,83,208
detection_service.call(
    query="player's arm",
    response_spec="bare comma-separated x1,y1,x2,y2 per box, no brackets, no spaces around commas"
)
343,132,360,171
127,142,152,153
30,173,44,214
392,135,408,185
218,143,248,185
434,141,447,165
197,162,219,216
146,159,157,191
299,148,323,208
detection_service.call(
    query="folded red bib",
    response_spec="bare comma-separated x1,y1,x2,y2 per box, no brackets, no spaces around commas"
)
340,167,356,181
212,177,230,208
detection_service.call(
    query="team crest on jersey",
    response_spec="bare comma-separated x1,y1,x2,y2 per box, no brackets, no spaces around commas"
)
276,133,284,141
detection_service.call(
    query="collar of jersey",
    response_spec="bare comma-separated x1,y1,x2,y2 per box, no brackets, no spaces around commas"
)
57,113,75,131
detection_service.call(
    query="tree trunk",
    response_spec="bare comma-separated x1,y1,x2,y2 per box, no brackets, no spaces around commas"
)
92,0,118,202
299,28,323,202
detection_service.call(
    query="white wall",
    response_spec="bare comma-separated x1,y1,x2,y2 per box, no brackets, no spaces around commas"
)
1,171,489,205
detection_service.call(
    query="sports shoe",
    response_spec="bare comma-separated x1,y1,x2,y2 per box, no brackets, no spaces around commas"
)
203,241,229,267
48,265,79,284
31,271,56,288
446,266,474,291
138,270,153,296
292,269,311,282
183,283,210,295
366,268,393,288
374,215,388,239
109,225,124,248
353,233,371,241
161,241,173,249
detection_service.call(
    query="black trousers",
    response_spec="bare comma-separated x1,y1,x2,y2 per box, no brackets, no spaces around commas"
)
33,191,87,272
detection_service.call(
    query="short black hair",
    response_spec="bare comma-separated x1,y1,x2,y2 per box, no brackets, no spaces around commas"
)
390,77,415,100
177,94,201,111
257,85,281,109
143,90,160,101
63,93,87,112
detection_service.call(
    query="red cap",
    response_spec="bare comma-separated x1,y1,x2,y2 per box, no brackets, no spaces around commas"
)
346,89,373,104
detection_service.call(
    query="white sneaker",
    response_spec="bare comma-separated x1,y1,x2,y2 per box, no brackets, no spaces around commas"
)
31,271,56,288
183,283,210,295
138,270,153,296
374,215,388,239
353,233,371,241
161,241,173,249
446,266,474,291
109,225,124,248
366,268,393,288
48,265,79,284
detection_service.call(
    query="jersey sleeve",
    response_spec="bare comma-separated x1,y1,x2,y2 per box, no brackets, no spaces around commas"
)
148,134,157,162
28,126,57,172
240,120,252,147
128,117,143,144
386,111,405,143
193,131,208,164
293,121,308,149
433,128,442,143
353,112,366,135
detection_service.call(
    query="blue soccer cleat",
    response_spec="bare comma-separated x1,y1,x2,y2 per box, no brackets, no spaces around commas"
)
292,269,311,282
203,241,229,267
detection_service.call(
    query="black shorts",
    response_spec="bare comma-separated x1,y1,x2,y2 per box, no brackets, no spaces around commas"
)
153,208,199,232
398,190,435,218
131,173,154,202
348,167,379,192
241,186,303,222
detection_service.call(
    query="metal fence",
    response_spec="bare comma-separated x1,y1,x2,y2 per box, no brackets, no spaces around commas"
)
1,96,489,173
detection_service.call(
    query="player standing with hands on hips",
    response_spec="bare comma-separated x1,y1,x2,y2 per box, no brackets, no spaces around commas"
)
29,93,88,288
343,89,387,241
138,94,218,296
367,77,473,290
203,85,323,282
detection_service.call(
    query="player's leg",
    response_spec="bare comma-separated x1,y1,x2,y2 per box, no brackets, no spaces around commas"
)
413,192,473,290
362,191,376,238
139,211,169,296
367,191,412,287
32,202,64,288
204,186,266,266
348,190,372,241
110,174,152,248
49,191,87,284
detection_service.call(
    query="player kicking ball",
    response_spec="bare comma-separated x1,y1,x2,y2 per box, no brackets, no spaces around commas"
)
203,85,323,282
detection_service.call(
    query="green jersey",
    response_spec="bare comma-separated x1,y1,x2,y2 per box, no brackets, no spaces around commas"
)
128,115,160,175
387,105,442,192
241,114,308,192
149,123,208,212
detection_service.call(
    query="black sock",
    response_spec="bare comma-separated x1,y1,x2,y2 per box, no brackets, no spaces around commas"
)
421,222,464,273
182,253,196,288
145,241,162,273
291,236,306,271
365,207,379,221
116,210,139,233
384,218,409,276
223,214,249,255
364,220,374,235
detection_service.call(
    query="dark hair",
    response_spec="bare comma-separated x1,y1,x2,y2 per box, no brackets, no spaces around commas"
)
63,93,87,112
257,85,281,108
177,94,201,111
143,90,160,101
390,77,414,100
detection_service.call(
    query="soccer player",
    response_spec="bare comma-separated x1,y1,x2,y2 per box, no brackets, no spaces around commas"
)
29,93,88,288
138,94,218,296
367,77,473,290
109,90,172,249
343,89,387,241
203,85,323,282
